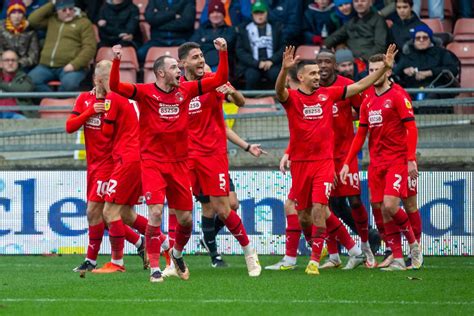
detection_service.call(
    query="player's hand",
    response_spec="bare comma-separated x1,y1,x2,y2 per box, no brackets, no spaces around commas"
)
339,164,350,185
408,160,419,179
63,63,74,72
248,144,268,157
216,83,233,95
383,44,398,69
213,38,227,51
282,46,300,70
93,102,106,113
112,44,122,60
279,153,291,174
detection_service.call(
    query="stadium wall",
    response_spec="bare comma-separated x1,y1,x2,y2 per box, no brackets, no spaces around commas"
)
0,171,472,256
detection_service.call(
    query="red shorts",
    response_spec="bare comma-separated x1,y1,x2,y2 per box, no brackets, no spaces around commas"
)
86,162,114,203
188,154,229,197
368,163,408,203
105,160,142,206
407,175,418,197
288,187,296,201
331,158,361,197
141,159,193,211
290,159,334,211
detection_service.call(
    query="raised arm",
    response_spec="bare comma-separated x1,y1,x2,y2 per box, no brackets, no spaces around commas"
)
345,44,397,98
199,38,229,95
110,45,138,99
275,46,300,102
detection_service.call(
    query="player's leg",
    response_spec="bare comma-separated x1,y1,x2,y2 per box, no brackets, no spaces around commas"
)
170,209,192,280
306,202,327,275
348,195,376,268
404,176,422,243
200,198,227,267
120,206,149,269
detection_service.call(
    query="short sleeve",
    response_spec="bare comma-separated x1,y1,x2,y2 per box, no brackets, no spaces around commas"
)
280,89,296,109
358,98,369,127
328,85,346,103
71,93,85,115
349,92,363,110
395,93,415,122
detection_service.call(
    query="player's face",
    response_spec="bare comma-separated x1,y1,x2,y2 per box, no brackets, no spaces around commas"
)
396,1,412,20
414,31,431,51
338,3,352,15
183,48,205,78
353,0,371,15
163,58,181,87
337,61,354,79
298,64,320,90
368,61,389,87
316,55,336,81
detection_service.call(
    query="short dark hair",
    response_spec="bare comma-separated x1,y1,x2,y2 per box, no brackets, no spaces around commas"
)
153,55,173,74
396,0,413,6
178,42,201,60
368,54,385,64
296,60,317,74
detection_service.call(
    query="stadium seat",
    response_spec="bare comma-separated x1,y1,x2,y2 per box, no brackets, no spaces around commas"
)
420,0,453,32
133,0,148,20
453,18,474,42
96,46,139,83
447,42,474,88
295,45,320,61
39,98,76,119
143,46,180,83
139,21,151,43
421,18,444,33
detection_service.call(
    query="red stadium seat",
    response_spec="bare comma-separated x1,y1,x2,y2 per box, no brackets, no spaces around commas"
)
420,0,453,32
447,42,474,88
133,0,148,20
39,98,76,119
295,45,320,61
96,46,139,83
453,18,474,42
421,18,444,33
143,46,180,83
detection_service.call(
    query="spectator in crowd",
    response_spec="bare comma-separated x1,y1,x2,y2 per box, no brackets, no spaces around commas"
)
200,0,252,26
394,25,459,94
335,48,365,81
75,0,105,23
236,0,284,90
412,0,443,19
0,0,39,70
328,0,355,31
303,0,336,45
373,0,397,17
137,0,195,62
1,0,47,19
190,0,237,71
97,0,139,48
325,0,388,62
267,0,304,45
27,0,96,92
458,0,472,18
0,50,34,119
389,0,426,51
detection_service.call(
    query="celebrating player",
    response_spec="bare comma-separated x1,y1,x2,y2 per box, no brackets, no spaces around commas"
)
340,54,422,271
109,38,229,282
275,44,397,275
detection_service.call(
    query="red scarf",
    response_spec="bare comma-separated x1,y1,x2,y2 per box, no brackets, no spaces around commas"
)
5,16,27,34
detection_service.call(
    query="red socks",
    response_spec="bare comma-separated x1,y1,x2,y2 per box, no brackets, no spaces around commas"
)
124,225,140,245
302,225,313,244
351,204,369,243
372,207,385,241
326,212,355,251
392,208,416,244
326,235,338,255
285,214,301,257
132,214,148,235
145,224,163,269
384,220,403,259
224,210,250,247
174,223,192,252
87,221,105,261
168,213,177,249
407,210,422,243
310,225,327,262
109,219,125,261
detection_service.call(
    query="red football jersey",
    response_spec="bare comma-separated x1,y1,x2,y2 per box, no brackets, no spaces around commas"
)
103,92,140,162
282,86,346,161
71,92,113,170
359,86,415,167
130,81,202,162
181,74,227,157
331,75,362,160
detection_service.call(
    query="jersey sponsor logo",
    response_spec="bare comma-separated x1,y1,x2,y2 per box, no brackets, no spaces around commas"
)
368,109,383,125
104,99,111,111
189,96,202,112
318,94,328,101
405,98,412,109
158,103,180,116
86,115,101,127
303,104,323,118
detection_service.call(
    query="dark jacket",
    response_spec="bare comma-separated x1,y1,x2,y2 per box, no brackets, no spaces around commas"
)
328,8,355,33
0,70,35,117
325,10,388,61
190,21,237,68
267,0,303,45
200,0,251,26
145,0,195,46
394,40,460,88
98,0,139,47
0,21,39,69
235,21,284,71
303,3,336,45
75,0,105,23
390,12,427,50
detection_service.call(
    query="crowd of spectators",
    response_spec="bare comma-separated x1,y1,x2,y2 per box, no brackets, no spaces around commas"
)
0,0,471,118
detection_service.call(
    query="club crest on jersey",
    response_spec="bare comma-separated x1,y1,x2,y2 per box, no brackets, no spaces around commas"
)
159,103,180,116
303,104,323,118
404,98,412,109
189,96,201,111
318,94,328,101
104,99,111,111
175,92,184,102
384,99,392,108
368,109,383,125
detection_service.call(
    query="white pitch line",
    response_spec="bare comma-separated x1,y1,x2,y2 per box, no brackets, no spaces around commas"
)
1,298,473,306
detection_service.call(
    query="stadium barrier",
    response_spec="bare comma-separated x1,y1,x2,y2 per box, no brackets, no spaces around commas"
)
0,171,471,256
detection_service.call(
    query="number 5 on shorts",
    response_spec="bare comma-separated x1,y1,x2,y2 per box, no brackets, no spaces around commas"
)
219,173,226,192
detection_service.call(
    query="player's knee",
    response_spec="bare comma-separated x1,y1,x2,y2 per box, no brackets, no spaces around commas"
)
403,197,417,213
229,199,239,211
86,202,103,223
177,213,192,227
284,199,297,215
311,204,325,224
216,208,230,221
148,205,162,224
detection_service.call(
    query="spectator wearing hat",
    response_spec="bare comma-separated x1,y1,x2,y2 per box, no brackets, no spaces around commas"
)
328,0,355,31
389,0,426,51
236,0,284,89
27,0,96,92
138,0,196,62
335,48,366,81
325,0,388,62
0,0,47,19
394,25,459,94
200,0,252,27
303,0,336,45
190,0,237,71
97,0,140,48
0,0,39,70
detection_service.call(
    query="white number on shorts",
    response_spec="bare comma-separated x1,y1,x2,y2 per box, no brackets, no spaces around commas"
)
324,182,332,199
393,174,402,192
408,176,417,190
219,173,226,192
107,179,118,195
128,99,140,119
96,180,108,197
347,172,360,188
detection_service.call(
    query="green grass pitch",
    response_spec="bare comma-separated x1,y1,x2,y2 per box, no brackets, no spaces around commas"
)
0,255,472,315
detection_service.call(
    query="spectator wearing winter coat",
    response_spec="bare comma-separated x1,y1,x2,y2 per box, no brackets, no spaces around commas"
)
200,0,251,26
328,0,355,32
389,0,426,50
267,0,304,45
97,0,140,48
303,0,336,45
